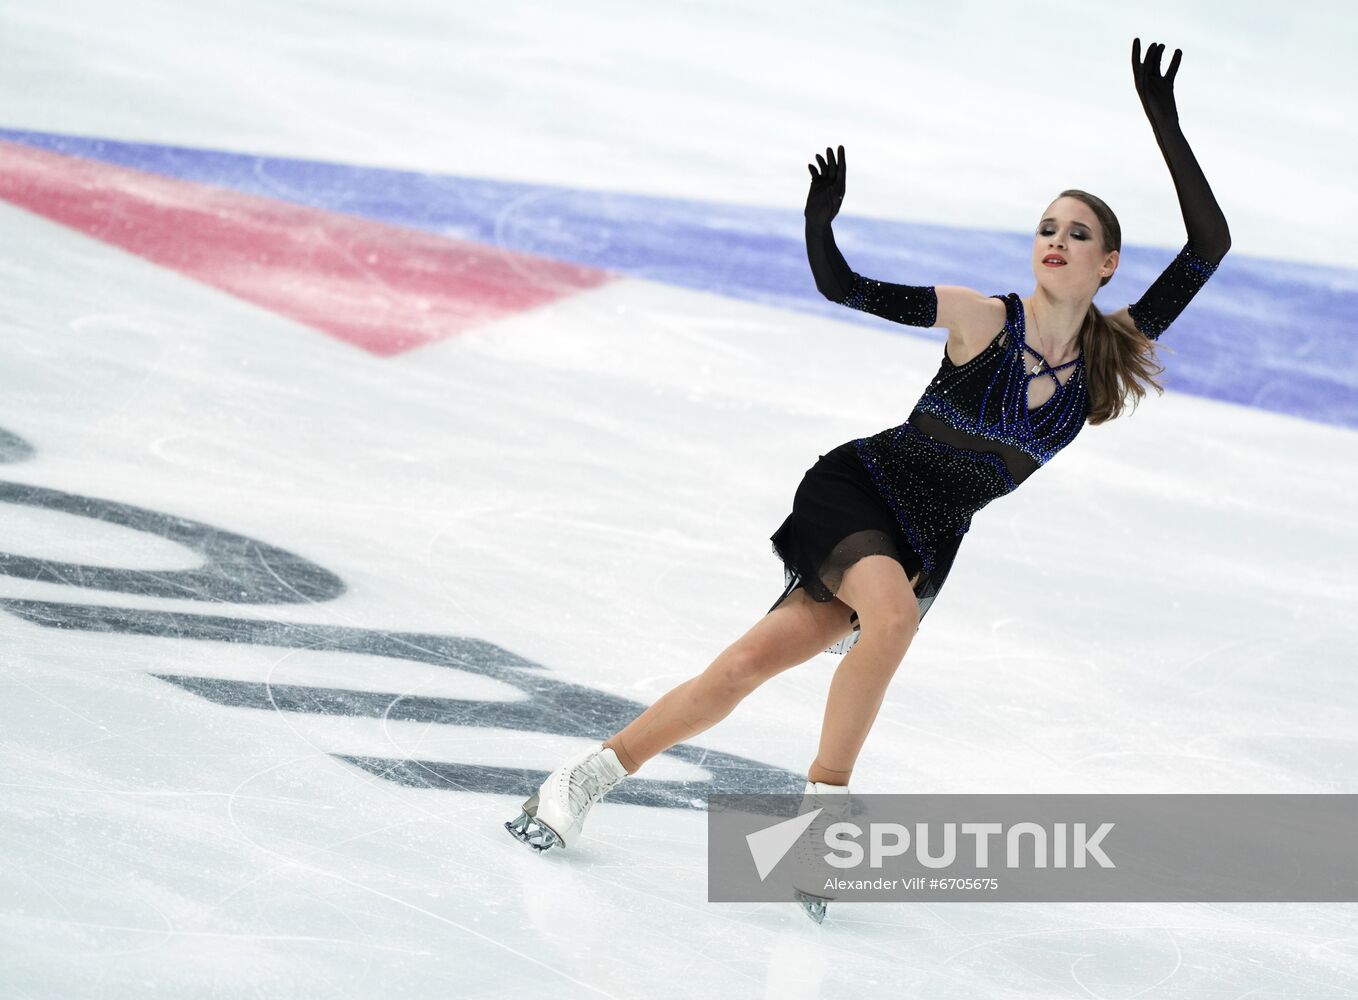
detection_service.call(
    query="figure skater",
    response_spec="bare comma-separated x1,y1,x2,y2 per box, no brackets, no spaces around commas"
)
506,38,1230,923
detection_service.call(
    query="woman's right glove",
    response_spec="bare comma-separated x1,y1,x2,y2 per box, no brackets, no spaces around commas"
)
804,144,855,301
805,145,847,226
801,144,937,325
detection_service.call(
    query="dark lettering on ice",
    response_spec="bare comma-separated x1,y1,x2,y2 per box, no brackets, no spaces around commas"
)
0,425,805,807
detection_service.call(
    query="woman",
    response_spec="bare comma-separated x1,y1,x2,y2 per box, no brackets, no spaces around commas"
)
506,38,1230,916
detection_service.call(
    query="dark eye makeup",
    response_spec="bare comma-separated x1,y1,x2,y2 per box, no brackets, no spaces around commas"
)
1038,226,1089,240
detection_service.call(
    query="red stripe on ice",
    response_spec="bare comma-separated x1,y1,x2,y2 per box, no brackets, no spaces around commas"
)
0,139,614,355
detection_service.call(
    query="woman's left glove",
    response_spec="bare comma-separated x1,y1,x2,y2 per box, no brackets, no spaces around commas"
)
1132,38,1182,132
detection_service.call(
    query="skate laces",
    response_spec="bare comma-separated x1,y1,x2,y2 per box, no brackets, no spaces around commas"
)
566,750,623,815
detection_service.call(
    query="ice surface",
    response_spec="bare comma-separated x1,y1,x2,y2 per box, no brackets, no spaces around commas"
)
1,2,1357,998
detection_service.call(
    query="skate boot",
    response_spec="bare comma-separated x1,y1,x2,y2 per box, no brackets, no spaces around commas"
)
790,779,854,924
504,741,629,852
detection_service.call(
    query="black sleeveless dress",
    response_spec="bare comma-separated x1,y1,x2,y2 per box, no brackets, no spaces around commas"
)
768,292,1089,654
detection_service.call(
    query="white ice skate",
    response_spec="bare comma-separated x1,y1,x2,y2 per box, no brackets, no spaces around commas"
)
790,779,853,924
504,741,629,852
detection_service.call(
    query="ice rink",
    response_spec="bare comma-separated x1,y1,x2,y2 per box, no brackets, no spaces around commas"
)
2,1,1357,997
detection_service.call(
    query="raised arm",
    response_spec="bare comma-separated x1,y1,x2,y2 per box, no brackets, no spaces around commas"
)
1123,39,1232,340
804,146,997,334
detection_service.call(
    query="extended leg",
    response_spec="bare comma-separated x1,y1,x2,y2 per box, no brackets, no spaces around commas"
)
603,586,853,774
507,587,859,852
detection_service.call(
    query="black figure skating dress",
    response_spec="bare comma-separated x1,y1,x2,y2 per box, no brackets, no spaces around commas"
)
768,242,1223,655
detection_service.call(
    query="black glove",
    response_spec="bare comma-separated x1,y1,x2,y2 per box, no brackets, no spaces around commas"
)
802,144,938,326
804,146,855,302
1133,37,1183,139
1127,39,1232,339
805,145,846,227
1133,38,1232,257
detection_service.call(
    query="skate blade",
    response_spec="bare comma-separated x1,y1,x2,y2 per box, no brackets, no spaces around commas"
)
794,890,829,925
503,792,565,852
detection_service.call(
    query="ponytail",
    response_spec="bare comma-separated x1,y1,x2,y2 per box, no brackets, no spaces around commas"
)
1058,189,1170,425
1079,301,1167,425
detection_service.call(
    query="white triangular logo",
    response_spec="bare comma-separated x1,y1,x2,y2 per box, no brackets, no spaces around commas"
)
746,808,821,881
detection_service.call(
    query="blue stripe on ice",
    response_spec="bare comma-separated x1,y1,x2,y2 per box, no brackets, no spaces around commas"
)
5,127,1356,430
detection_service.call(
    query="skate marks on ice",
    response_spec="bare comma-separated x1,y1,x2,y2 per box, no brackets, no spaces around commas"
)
0,426,804,809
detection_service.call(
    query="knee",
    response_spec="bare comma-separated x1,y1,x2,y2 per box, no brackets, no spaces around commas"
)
706,646,774,696
860,604,919,649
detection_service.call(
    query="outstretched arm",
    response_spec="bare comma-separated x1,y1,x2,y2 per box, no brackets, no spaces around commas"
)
804,145,938,327
1125,38,1232,340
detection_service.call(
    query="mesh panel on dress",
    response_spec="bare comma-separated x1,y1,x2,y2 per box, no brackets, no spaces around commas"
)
908,411,1038,486
812,528,904,600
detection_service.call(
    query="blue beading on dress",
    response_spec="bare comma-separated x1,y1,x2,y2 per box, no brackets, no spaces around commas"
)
912,292,1088,467
853,292,1089,575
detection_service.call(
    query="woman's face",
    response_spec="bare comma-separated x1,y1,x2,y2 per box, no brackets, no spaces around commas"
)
1032,196,1118,293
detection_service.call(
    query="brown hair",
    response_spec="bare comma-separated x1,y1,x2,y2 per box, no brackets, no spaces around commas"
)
1057,188,1167,425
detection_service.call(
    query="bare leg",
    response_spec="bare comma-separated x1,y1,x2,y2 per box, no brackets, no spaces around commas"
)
806,556,920,786
602,587,854,774
603,674,730,776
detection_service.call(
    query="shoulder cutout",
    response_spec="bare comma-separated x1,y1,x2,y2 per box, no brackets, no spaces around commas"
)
944,293,1009,367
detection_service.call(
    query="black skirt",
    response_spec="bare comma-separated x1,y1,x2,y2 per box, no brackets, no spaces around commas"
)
767,440,932,655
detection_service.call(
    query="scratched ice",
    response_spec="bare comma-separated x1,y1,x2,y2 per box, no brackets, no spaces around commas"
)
1,1,1357,998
